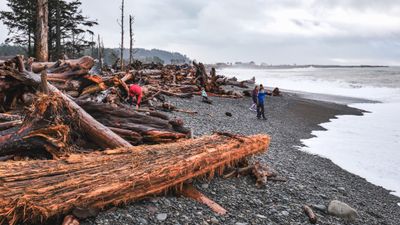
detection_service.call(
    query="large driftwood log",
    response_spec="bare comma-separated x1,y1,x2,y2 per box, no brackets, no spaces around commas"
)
77,101,191,144
32,56,95,74
5,56,131,149
0,134,270,225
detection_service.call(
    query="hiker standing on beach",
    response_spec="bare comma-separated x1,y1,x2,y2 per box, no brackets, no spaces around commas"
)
257,84,267,120
128,84,143,109
250,86,259,111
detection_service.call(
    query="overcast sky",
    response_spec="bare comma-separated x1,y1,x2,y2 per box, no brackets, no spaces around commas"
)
1,0,400,65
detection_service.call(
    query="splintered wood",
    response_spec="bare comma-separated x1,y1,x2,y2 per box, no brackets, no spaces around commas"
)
0,134,270,225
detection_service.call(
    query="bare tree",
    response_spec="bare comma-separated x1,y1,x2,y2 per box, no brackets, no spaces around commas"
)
119,0,125,70
129,15,135,66
98,34,103,69
90,33,95,58
55,0,61,60
36,0,49,62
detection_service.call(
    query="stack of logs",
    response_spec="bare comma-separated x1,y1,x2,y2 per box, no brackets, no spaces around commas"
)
0,56,193,156
0,55,272,225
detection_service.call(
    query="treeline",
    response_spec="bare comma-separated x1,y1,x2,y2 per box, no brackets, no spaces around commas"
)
0,44,26,57
0,0,191,65
0,0,97,60
83,47,190,65
0,44,190,65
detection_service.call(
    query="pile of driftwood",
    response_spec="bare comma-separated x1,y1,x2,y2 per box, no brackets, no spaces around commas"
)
1,56,256,114
0,55,271,225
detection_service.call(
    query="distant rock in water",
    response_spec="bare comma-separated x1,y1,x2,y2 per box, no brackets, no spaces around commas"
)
328,200,358,221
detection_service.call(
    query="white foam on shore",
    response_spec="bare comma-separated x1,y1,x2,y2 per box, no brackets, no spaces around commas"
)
302,102,400,197
220,67,400,198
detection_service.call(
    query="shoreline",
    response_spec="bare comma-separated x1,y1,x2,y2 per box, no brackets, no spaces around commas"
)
83,92,400,225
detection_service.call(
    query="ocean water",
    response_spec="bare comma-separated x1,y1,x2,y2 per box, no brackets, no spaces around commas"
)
219,67,400,198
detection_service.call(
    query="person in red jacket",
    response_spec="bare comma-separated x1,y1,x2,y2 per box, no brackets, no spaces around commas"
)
128,84,143,109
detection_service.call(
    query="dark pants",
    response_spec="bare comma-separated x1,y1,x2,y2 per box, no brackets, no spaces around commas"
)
257,103,266,119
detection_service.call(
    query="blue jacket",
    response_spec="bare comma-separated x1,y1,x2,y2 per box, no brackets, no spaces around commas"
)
257,90,267,104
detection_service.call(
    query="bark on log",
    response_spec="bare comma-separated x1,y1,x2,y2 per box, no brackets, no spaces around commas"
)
7,56,131,149
0,134,270,225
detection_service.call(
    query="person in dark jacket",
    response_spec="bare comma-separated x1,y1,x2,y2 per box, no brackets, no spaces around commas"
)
257,84,267,119
249,86,258,111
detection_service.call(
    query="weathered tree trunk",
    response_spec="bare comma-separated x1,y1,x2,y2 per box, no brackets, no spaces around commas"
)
98,35,102,68
36,0,49,62
55,0,62,61
129,15,134,65
40,69,49,94
120,0,125,70
0,134,270,225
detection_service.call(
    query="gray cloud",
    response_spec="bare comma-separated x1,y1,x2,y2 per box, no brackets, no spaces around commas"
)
1,0,400,65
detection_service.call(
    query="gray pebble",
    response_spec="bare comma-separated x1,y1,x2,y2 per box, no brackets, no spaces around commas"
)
156,213,168,221
210,217,219,224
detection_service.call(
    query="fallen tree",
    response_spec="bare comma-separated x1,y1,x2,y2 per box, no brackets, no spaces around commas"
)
0,133,270,225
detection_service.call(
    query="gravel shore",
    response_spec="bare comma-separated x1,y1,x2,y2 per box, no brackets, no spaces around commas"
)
82,92,400,225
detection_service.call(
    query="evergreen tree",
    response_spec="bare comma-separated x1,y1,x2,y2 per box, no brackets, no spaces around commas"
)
0,0,97,60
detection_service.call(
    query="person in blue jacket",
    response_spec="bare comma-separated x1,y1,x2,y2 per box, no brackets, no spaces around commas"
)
257,84,267,119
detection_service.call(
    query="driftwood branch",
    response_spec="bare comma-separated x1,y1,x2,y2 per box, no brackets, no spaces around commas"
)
181,184,227,215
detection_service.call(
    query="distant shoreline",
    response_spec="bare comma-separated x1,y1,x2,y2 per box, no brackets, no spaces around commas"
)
212,64,390,70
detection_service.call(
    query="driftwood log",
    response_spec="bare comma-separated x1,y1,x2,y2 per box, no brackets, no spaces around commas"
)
0,134,270,225
77,101,191,144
